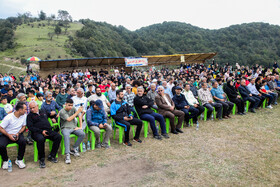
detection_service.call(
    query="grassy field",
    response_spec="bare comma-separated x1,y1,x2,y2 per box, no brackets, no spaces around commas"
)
0,105,279,186
0,20,83,61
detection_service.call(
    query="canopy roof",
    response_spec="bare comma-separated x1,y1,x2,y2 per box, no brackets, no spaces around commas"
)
39,53,217,70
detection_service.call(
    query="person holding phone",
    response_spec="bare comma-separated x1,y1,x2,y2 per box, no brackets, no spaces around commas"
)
0,102,27,170
27,101,62,168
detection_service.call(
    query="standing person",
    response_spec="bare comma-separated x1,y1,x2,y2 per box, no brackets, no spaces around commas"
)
59,99,85,164
134,87,169,140
0,102,27,170
27,101,62,168
211,81,234,118
110,90,143,146
155,86,185,134
56,87,69,108
86,100,112,149
198,82,223,120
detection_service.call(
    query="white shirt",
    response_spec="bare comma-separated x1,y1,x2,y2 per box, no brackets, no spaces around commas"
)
2,103,13,113
182,90,198,106
163,95,172,106
0,113,26,134
71,96,87,112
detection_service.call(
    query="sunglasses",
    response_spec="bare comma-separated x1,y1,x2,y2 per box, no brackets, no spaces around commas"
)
158,90,163,92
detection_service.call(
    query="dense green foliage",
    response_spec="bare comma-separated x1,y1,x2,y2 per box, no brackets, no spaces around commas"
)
70,20,280,66
0,20,15,51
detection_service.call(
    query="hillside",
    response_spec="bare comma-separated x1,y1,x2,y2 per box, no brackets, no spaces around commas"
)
1,19,280,69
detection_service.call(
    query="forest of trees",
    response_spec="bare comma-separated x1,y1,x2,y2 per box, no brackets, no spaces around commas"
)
70,20,280,66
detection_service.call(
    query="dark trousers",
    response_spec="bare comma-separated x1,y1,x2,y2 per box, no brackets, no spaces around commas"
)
229,98,245,113
181,106,199,124
262,93,274,105
161,110,184,131
31,131,62,160
116,118,142,143
216,100,234,116
252,95,266,107
0,134,26,161
203,102,223,119
140,112,166,136
246,96,260,109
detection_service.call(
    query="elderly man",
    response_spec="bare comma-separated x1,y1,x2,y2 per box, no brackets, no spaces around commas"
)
162,81,173,98
211,81,234,119
198,82,223,120
182,84,205,120
155,86,184,134
247,78,266,108
88,87,111,113
108,83,117,103
72,88,88,129
27,101,62,168
238,79,260,113
134,87,169,140
0,102,27,170
41,91,62,124
123,84,136,115
87,100,112,148
147,83,158,109
111,90,142,146
67,88,76,99
60,99,85,164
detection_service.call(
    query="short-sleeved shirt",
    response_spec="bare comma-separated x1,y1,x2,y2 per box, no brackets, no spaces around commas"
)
59,108,78,130
0,113,26,134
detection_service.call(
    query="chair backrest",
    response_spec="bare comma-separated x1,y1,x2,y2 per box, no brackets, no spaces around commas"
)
10,98,17,106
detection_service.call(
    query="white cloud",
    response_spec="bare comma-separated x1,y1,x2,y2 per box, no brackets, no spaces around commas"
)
0,0,280,30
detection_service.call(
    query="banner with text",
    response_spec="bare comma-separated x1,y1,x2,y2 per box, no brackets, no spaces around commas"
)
125,58,148,67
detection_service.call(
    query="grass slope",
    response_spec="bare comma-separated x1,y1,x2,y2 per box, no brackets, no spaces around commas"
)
0,105,279,186
0,20,83,61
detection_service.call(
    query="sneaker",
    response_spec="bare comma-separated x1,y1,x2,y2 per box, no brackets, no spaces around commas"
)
70,148,80,157
47,155,58,163
26,138,33,145
95,143,101,149
123,142,132,146
15,159,26,169
267,105,273,109
161,133,170,139
39,159,46,168
65,154,71,164
153,135,162,140
133,138,142,143
101,143,110,149
2,161,8,170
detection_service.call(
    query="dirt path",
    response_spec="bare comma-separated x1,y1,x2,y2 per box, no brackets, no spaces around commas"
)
0,63,26,71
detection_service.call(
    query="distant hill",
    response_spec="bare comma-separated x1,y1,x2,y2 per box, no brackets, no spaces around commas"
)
1,19,280,67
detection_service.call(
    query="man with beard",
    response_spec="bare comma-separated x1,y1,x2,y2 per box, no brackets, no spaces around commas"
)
88,87,111,113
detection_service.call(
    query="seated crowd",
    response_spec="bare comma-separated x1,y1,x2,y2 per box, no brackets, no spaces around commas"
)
0,62,279,170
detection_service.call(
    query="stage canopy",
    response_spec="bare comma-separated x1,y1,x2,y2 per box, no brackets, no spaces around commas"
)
39,52,217,70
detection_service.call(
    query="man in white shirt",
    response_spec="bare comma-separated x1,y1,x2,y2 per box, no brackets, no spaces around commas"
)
71,88,87,130
88,87,111,113
0,102,27,170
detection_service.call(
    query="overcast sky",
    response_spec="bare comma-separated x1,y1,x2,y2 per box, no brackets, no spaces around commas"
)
1,0,280,31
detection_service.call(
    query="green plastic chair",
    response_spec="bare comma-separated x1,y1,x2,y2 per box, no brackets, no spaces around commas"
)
134,107,149,138
111,117,135,144
226,96,236,115
0,143,25,166
33,118,60,162
10,98,17,106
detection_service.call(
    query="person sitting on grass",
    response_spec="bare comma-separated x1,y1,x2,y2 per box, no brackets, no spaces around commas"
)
110,90,143,146
59,98,85,164
134,86,169,140
86,99,112,149
0,102,27,170
27,101,62,168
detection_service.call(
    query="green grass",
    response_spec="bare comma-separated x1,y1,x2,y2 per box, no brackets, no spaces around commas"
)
0,20,83,61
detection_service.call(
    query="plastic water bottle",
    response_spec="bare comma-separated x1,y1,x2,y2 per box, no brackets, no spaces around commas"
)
211,114,214,120
156,124,159,132
87,141,90,150
82,142,86,152
196,122,199,130
200,114,203,120
8,159,12,172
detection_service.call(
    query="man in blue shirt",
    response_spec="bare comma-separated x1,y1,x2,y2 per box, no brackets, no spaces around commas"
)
211,81,234,119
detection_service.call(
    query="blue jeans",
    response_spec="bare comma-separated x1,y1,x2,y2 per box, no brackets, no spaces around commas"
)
140,112,166,136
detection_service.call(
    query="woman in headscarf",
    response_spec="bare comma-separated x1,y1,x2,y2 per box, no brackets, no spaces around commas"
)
223,79,245,115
